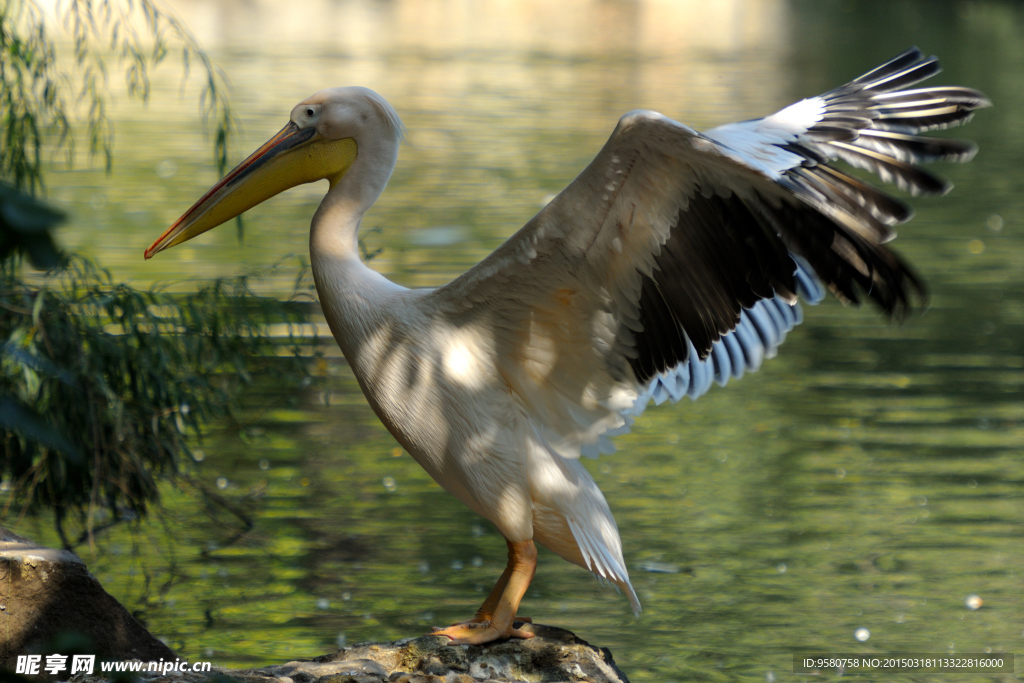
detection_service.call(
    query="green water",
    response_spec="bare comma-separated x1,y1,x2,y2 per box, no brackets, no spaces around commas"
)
8,1,1024,681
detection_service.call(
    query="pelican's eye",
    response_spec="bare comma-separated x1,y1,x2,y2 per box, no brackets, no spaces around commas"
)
295,104,321,127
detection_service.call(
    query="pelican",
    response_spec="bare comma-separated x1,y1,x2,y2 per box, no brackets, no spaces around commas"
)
146,48,987,644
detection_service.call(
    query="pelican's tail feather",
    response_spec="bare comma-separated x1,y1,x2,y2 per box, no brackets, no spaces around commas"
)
567,517,641,616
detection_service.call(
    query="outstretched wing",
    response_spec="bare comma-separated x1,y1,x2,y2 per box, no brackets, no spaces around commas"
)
425,47,988,459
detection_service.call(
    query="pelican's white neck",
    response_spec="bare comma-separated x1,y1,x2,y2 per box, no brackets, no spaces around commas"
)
309,183,363,260
310,132,399,261
308,132,406,362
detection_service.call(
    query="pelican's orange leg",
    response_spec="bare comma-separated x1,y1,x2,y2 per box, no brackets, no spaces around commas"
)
444,562,534,626
432,539,537,644
457,563,513,624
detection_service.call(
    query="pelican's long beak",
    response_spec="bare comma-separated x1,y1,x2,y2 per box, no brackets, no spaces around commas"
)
145,122,357,258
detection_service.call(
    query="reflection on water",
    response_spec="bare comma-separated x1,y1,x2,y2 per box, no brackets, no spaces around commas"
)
12,1,1024,681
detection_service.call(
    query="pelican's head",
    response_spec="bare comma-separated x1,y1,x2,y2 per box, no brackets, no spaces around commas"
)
145,86,404,258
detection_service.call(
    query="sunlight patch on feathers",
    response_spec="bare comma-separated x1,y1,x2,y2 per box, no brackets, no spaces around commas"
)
442,327,490,390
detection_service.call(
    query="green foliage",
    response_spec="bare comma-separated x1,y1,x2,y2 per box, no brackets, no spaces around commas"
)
0,256,318,547
0,181,64,267
0,0,235,193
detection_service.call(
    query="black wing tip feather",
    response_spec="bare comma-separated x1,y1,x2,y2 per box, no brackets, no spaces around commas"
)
849,48,991,125
850,47,927,86
787,48,987,223
873,251,930,323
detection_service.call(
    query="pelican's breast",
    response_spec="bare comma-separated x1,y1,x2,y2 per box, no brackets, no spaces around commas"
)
343,295,526,520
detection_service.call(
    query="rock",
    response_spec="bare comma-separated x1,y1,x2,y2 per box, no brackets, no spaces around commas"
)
0,527,177,670
244,625,630,683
